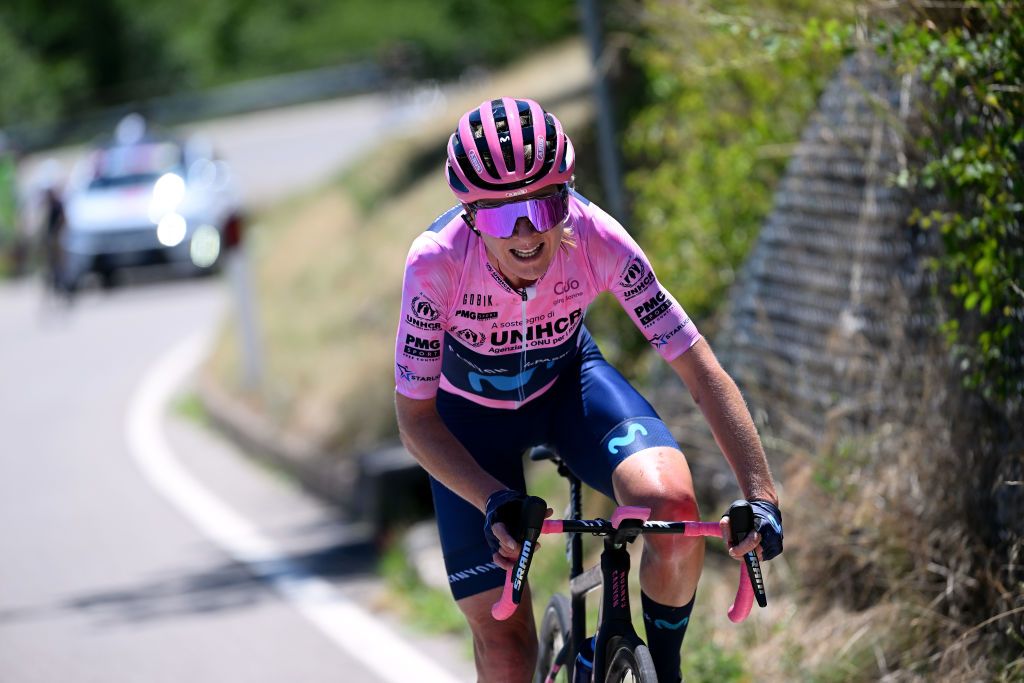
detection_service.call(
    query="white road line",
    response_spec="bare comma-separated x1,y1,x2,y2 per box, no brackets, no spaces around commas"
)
126,332,463,683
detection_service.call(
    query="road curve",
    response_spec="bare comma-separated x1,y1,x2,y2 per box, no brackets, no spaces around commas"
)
0,278,471,682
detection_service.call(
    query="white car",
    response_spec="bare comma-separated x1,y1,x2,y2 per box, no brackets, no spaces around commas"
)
61,135,242,288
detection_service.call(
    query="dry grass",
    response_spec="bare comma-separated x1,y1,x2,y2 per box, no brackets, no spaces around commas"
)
749,380,1024,681
635,261,1023,681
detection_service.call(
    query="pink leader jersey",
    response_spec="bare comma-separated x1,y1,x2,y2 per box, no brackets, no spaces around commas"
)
395,191,701,409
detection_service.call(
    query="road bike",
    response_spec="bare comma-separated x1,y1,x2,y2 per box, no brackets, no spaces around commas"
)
491,447,767,682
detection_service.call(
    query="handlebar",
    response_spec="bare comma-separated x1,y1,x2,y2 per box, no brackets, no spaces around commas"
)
491,500,767,622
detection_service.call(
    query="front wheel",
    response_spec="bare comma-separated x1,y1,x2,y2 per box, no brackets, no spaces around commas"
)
605,636,658,683
534,593,571,683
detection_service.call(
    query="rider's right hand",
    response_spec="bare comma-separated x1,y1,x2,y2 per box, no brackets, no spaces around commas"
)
483,489,527,565
483,489,551,570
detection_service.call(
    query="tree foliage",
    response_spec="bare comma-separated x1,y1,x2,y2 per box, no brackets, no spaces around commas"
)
878,1,1023,411
614,0,1021,412
0,0,577,127
618,1,851,325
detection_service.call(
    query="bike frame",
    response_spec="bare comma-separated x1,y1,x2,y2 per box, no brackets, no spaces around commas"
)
565,464,586,678
549,462,653,680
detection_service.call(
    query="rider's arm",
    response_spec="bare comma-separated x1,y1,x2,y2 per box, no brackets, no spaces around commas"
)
669,339,779,506
395,392,508,512
395,229,506,511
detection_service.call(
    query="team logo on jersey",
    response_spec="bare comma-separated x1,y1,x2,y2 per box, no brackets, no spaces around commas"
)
403,333,441,358
491,308,583,347
456,309,498,321
647,320,688,349
647,333,668,349
396,363,414,381
462,293,494,307
454,327,486,348
618,257,647,288
553,279,579,295
396,363,439,383
622,270,656,301
633,291,673,327
410,294,440,321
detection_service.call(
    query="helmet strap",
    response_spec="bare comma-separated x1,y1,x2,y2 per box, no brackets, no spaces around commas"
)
461,208,481,237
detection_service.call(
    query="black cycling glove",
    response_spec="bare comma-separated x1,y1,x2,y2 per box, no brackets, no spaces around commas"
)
483,489,527,555
750,499,784,561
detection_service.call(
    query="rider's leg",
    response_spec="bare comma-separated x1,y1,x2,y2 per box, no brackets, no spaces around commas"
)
431,472,538,681
430,389,551,683
613,446,703,683
457,586,538,683
612,445,704,606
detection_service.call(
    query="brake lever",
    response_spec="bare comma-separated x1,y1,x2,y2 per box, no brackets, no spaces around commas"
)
491,496,547,620
728,500,767,608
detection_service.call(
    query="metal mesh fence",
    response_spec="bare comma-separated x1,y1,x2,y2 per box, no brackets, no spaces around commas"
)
711,49,941,458
645,50,945,491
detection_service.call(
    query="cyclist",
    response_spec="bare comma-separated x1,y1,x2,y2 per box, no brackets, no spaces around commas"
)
394,97,783,683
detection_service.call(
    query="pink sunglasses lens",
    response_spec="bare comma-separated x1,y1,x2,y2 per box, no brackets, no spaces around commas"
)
474,193,567,238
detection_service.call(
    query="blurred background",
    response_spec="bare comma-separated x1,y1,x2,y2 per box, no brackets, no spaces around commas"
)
1,1,1020,681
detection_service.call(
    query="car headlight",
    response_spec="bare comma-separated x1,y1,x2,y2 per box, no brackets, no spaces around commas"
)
189,224,221,268
156,213,187,247
149,172,186,223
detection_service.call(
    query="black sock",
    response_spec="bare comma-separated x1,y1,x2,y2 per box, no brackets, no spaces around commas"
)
641,591,695,683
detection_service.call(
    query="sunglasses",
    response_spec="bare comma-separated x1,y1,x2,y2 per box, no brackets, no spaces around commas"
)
471,190,569,239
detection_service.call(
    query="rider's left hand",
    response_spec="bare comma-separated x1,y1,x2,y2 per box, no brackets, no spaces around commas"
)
720,499,783,563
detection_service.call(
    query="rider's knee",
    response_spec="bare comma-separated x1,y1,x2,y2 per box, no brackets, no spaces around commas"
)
646,492,702,561
459,591,538,675
470,619,537,658
469,618,537,680
650,490,699,521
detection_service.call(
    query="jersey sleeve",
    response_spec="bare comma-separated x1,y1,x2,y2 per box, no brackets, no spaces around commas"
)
582,204,702,361
394,233,454,399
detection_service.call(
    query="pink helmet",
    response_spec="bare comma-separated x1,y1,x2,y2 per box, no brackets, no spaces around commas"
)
445,97,575,203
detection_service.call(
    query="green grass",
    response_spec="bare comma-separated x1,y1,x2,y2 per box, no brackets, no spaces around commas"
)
681,625,748,683
801,628,904,683
172,391,209,425
379,541,470,639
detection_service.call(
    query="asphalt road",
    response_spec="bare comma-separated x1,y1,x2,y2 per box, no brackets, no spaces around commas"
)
179,88,444,209
0,276,471,682
1,86,471,681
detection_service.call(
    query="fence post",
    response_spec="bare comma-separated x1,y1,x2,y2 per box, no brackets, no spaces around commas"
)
578,0,627,223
